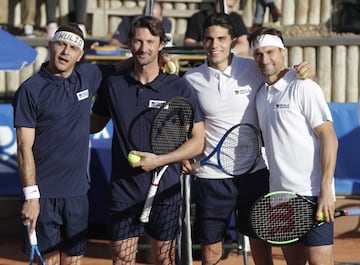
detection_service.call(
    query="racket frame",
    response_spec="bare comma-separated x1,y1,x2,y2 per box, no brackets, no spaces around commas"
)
28,227,46,265
195,123,262,176
139,97,194,223
251,191,360,245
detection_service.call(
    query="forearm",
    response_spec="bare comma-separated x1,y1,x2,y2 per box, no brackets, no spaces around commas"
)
90,113,110,134
156,121,205,166
319,130,338,194
183,38,201,46
17,145,37,187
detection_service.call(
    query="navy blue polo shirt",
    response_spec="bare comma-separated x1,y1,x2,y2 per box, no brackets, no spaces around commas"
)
92,71,203,210
13,63,106,198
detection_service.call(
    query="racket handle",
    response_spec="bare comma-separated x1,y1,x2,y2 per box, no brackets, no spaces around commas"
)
346,208,360,216
27,225,37,246
139,185,158,223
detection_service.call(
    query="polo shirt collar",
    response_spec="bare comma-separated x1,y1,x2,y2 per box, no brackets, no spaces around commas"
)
39,62,79,84
265,67,296,91
128,70,167,92
204,54,234,79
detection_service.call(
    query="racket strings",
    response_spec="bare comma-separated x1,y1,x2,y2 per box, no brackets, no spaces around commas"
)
219,125,260,175
151,99,194,154
251,194,316,243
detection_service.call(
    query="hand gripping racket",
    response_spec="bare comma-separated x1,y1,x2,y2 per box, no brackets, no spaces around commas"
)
28,226,46,265
139,97,194,223
193,123,262,176
250,191,360,245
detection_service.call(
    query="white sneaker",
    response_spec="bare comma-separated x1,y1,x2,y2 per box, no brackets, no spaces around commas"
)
47,22,58,38
24,24,35,38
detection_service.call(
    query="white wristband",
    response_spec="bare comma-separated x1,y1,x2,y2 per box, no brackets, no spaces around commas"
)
23,185,40,200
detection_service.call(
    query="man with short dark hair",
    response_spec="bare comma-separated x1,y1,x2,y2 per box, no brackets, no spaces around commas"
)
183,0,249,57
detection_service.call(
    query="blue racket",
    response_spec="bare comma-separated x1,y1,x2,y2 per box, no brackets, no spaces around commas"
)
28,226,46,265
193,123,262,176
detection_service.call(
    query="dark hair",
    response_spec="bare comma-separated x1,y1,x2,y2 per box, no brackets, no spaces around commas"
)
55,23,85,44
127,16,169,44
247,27,284,50
202,13,236,39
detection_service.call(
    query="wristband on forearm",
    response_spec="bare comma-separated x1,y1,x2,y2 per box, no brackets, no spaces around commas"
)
23,185,40,200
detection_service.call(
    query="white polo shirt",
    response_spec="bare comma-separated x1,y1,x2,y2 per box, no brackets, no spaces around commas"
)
184,56,267,179
256,68,335,196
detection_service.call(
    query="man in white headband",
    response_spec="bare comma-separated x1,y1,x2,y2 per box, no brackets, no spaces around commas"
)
13,23,112,265
250,27,338,265
52,30,85,50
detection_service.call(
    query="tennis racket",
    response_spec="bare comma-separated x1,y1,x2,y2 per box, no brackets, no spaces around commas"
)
28,226,46,265
192,123,262,176
250,191,360,245
139,97,195,223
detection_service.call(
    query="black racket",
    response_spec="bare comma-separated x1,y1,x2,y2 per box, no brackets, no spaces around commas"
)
250,191,360,245
139,97,194,223
192,123,262,176
28,226,46,265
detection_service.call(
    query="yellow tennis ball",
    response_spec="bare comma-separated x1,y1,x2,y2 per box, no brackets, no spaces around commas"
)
319,212,325,221
127,151,142,163
296,69,309,79
164,61,177,74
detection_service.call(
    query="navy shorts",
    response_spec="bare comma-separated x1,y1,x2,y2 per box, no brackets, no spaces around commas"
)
109,201,181,242
25,195,89,256
193,168,269,244
301,197,334,246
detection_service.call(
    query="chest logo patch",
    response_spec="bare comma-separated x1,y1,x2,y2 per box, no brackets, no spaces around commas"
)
76,89,89,101
148,100,166,109
234,88,251,96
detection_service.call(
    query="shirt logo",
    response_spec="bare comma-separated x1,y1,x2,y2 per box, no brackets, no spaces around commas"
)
234,88,251,96
275,103,289,109
148,100,166,109
76,89,89,101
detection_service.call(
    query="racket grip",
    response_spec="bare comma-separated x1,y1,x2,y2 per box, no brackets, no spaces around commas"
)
139,185,158,223
347,208,360,216
27,225,37,246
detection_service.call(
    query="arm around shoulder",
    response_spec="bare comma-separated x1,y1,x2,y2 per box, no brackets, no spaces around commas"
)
90,112,110,134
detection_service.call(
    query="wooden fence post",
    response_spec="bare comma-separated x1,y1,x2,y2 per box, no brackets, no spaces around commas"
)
288,46,303,67
346,46,359,102
320,0,332,24
5,72,19,95
309,0,321,25
317,46,332,102
304,47,316,73
332,45,347,102
295,0,308,25
282,0,295,25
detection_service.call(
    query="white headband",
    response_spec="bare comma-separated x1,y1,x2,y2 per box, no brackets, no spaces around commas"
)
250,34,285,53
52,31,84,50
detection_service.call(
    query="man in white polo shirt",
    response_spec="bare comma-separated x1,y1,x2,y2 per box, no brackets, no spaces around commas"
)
249,27,338,265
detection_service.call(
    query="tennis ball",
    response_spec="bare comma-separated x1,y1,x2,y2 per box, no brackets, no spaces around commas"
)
319,212,325,221
164,61,177,74
127,151,142,163
296,69,309,79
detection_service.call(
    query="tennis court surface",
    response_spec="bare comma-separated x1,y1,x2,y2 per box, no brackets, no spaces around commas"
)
0,234,359,265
